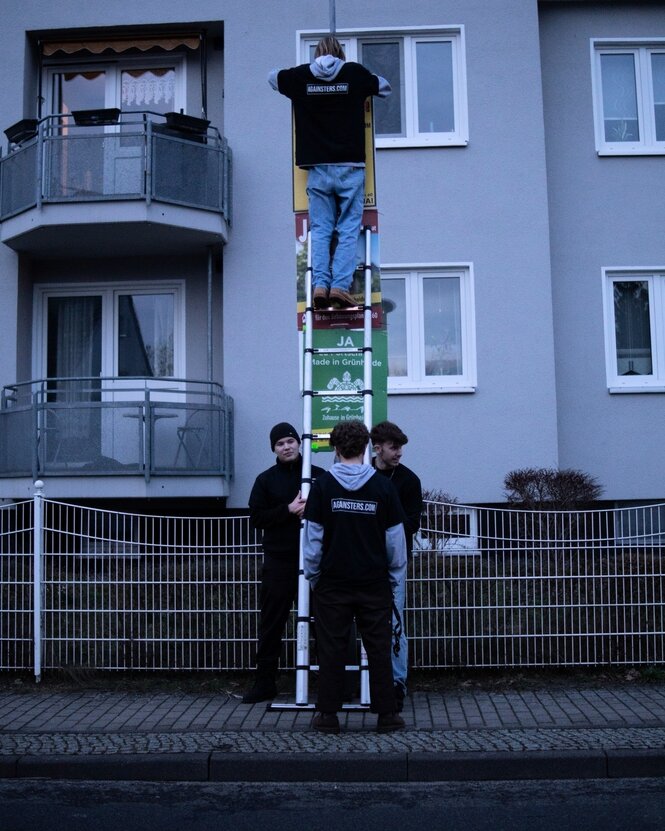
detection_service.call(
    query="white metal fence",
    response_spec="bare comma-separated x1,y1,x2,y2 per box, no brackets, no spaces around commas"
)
1,488,664,677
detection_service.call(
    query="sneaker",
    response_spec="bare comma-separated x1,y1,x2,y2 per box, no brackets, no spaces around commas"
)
394,684,406,713
312,712,341,734
329,288,358,309
376,712,405,733
241,679,277,704
313,286,329,309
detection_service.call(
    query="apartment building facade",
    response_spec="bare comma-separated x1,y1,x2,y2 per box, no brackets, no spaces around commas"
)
0,1,661,511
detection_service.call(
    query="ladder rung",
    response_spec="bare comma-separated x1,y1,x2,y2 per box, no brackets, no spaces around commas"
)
311,390,363,397
311,347,364,355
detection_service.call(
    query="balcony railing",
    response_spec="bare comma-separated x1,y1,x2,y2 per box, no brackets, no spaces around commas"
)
0,111,232,221
0,378,234,481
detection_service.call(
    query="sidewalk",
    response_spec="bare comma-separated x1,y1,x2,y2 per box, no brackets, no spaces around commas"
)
1,682,664,782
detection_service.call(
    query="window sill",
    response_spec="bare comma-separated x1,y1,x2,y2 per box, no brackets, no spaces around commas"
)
608,386,665,394
388,385,476,395
377,137,469,150
597,147,665,156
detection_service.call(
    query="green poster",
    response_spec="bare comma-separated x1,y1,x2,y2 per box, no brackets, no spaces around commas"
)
310,328,387,452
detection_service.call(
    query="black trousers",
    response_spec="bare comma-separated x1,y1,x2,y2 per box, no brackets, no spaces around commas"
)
313,578,396,714
255,555,299,669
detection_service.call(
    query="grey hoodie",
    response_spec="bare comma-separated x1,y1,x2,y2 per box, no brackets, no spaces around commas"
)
268,56,391,98
303,462,406,590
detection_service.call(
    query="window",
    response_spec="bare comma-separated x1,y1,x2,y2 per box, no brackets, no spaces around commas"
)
302,27,468,148
603,270,665,391
382,265,476,393
117,293,175,377
43,55,186,195
592,40,665,154
45,54,185,122
35,282,184,383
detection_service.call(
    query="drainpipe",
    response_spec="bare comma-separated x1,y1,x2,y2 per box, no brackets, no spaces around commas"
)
200,33,207,118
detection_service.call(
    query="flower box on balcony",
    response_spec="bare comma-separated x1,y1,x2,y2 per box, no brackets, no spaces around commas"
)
72,108,121,126
4,118,39,146
159,112,210,143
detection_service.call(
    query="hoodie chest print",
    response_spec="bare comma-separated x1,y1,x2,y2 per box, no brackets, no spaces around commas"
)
307,82,349,95
331,498,377,514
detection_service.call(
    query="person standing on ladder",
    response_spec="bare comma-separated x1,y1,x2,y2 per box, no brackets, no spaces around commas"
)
370,421,423,712
243,422,325,704
268,36,391,309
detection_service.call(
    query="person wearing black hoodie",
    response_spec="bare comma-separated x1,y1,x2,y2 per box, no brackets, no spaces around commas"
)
242,422,325,704
269,36,391,309
303,419,406,733
370,421,423,712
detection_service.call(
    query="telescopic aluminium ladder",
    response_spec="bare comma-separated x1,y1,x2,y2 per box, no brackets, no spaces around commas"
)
271,225,375,710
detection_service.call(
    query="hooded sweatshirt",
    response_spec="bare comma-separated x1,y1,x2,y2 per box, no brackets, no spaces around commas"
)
303,462,406,589
268,56,391,168
249,454,325,560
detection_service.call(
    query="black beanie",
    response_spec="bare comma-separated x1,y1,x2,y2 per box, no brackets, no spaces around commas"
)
270,422,300,450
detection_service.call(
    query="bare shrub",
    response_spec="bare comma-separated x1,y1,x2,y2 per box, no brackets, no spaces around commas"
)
504,468,603,510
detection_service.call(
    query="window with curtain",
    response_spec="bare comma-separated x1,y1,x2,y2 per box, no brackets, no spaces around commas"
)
603,271,665,390
47,57,182,120
39,284,182,385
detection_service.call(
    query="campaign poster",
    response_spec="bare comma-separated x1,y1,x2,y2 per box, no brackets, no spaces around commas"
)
307,327,388,452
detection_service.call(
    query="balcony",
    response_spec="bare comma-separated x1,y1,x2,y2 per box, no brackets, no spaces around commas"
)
0,378,234,492
0,111,231,257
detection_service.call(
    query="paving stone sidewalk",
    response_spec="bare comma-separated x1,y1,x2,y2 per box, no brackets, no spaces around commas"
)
0,684,664,781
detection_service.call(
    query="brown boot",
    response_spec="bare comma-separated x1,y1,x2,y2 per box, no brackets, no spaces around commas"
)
313,286,329,309
329,288,358,309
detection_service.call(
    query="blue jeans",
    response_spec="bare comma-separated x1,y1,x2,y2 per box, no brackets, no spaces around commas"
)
392,569,408,694
306,165,365,291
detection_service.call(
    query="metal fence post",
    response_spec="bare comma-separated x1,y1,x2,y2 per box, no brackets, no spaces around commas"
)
32,479,44,683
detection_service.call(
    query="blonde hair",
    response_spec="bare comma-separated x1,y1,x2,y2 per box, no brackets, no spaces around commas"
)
314,36,345,60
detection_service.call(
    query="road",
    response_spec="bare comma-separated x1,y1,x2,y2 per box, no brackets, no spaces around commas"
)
0,778,663,830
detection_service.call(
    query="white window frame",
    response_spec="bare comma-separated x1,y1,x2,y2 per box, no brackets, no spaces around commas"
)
602,268,665,392
382,263,476,394
33,280,186,380
43,53,187,116
591,38,665,155
298,26,468,148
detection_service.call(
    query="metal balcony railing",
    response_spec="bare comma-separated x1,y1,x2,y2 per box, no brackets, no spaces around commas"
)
0,111,232,221
0,377,234,481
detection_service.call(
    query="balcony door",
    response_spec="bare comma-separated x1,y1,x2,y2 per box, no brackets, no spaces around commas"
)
36,283,184,467
46,60,181,197
45,295,103,465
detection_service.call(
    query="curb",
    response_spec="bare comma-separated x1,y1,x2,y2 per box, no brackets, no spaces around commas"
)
1,749,664,782
11,753,210,781
211,752,407,782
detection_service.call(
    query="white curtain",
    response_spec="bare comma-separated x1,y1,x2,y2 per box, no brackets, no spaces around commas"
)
122,69,175,110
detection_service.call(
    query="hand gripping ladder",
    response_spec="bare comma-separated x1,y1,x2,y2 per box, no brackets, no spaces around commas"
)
271,226,375,710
